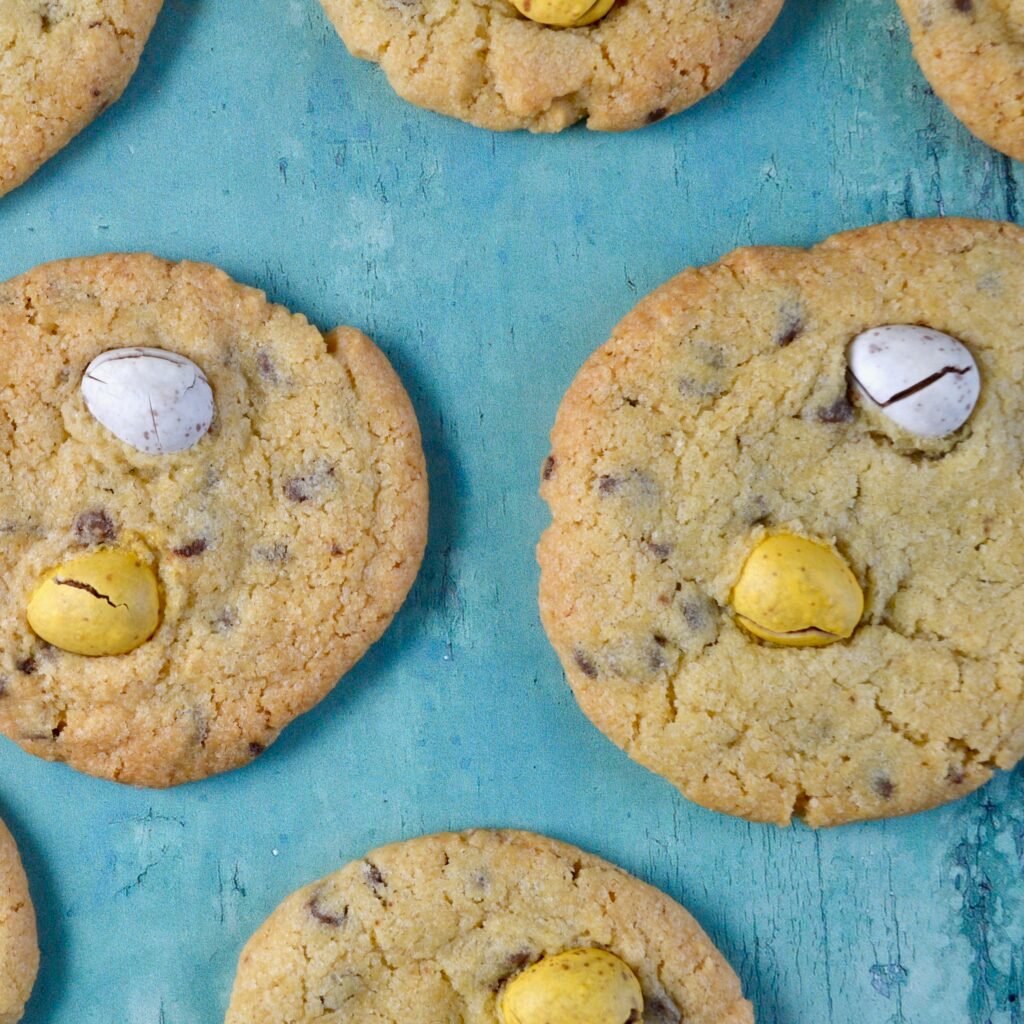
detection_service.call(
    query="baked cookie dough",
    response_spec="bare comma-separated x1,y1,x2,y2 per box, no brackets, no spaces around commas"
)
538,217,1024,827
318,0,784,132
896,0,1024,161
0,817,38,1024
0,0,164,197
0,254,428,786
225,829,753,1024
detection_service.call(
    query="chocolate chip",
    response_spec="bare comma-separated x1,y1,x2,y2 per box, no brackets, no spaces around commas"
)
212,608,238,632
16,657,36,675
307,893,348,928
598,474,621,495
873,774,895,799
490,949,536,992
284,463,335,503
626,1011,643,1024
947,765,965,785
256,350,280,383
364,862,386,890
74,509,117,545
644,538,672,561
953,0,972,11
816,396,854,424
0,677,7,698
646,107,669,124
573,648,599,679
678,376,723,399
248,741,266,757
777,321,803,347
542,455,557,480
172,538,207,558
254,542,289,563
647,643,666,671
776,302,806,347
683,601,707,630
644,995,682,1024
746,495,770,526
329,543,346,556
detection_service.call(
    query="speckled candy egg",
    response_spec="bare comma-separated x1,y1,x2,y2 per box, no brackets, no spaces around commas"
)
848,324,980,438
81,347,214,454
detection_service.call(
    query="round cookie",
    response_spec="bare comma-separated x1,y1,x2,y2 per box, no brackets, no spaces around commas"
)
0,817,38,1024
225,829,753,1024
896,0,1024,161
318,0,784,133
0,0,164,197
0,254,428,786
538,217,1024,827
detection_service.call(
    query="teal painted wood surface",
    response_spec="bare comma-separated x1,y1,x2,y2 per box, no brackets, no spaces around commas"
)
1,0,1022,1021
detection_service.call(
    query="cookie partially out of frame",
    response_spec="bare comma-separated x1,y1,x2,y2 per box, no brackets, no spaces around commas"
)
896,0,1024,161
0,817,38,1024
539,217,1024,827
0,0,164,197
0,254,428,786
319,0,784,132
226,829,752,1024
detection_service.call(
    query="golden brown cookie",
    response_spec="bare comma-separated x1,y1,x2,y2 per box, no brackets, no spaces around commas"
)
0,0,164,197
0,254,428,786
539,217,1024,827
225,829,753,1024
896,0,1024,161
318,0,784,132
0,817,38,1024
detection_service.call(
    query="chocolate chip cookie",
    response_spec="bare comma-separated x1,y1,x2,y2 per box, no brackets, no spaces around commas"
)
0,0,164,197
538,217,1024,827
0,254,428,786
225,829,752,1024
0,817,37,1024
318,0,784,132
896,0,1024,160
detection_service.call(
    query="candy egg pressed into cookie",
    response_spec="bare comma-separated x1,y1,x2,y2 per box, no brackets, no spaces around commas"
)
0,816,38,1024
896,0,1024,162
538,217,1024,827
225,829,753,1024
317,0,785,132
0,0,164,197
0,254,428,787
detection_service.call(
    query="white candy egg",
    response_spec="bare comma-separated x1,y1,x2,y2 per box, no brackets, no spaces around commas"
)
848,324,980,438
81,347,214,454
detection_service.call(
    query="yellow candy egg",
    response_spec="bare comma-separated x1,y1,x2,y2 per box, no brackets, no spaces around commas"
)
500,948,643,1024
509,0,616,28
26,549,160,656
731,533,863,647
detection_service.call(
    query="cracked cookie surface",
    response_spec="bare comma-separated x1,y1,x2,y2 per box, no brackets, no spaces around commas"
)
225,829,753,1024
0,254,428,786
538,218,1024,827
0,816,37,1024
0,0,164,197
896,0,1024,160
318,0,783,132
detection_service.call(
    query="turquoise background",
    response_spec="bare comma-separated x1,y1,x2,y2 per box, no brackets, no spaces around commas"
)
1,0,1022,1020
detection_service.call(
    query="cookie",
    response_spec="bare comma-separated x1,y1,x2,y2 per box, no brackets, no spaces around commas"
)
225,829,752,1024
318,0,784,132
0,817,38,1024
538,217,1024,827
896,0,1024,161
0,0,164,197
0,254,428,787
